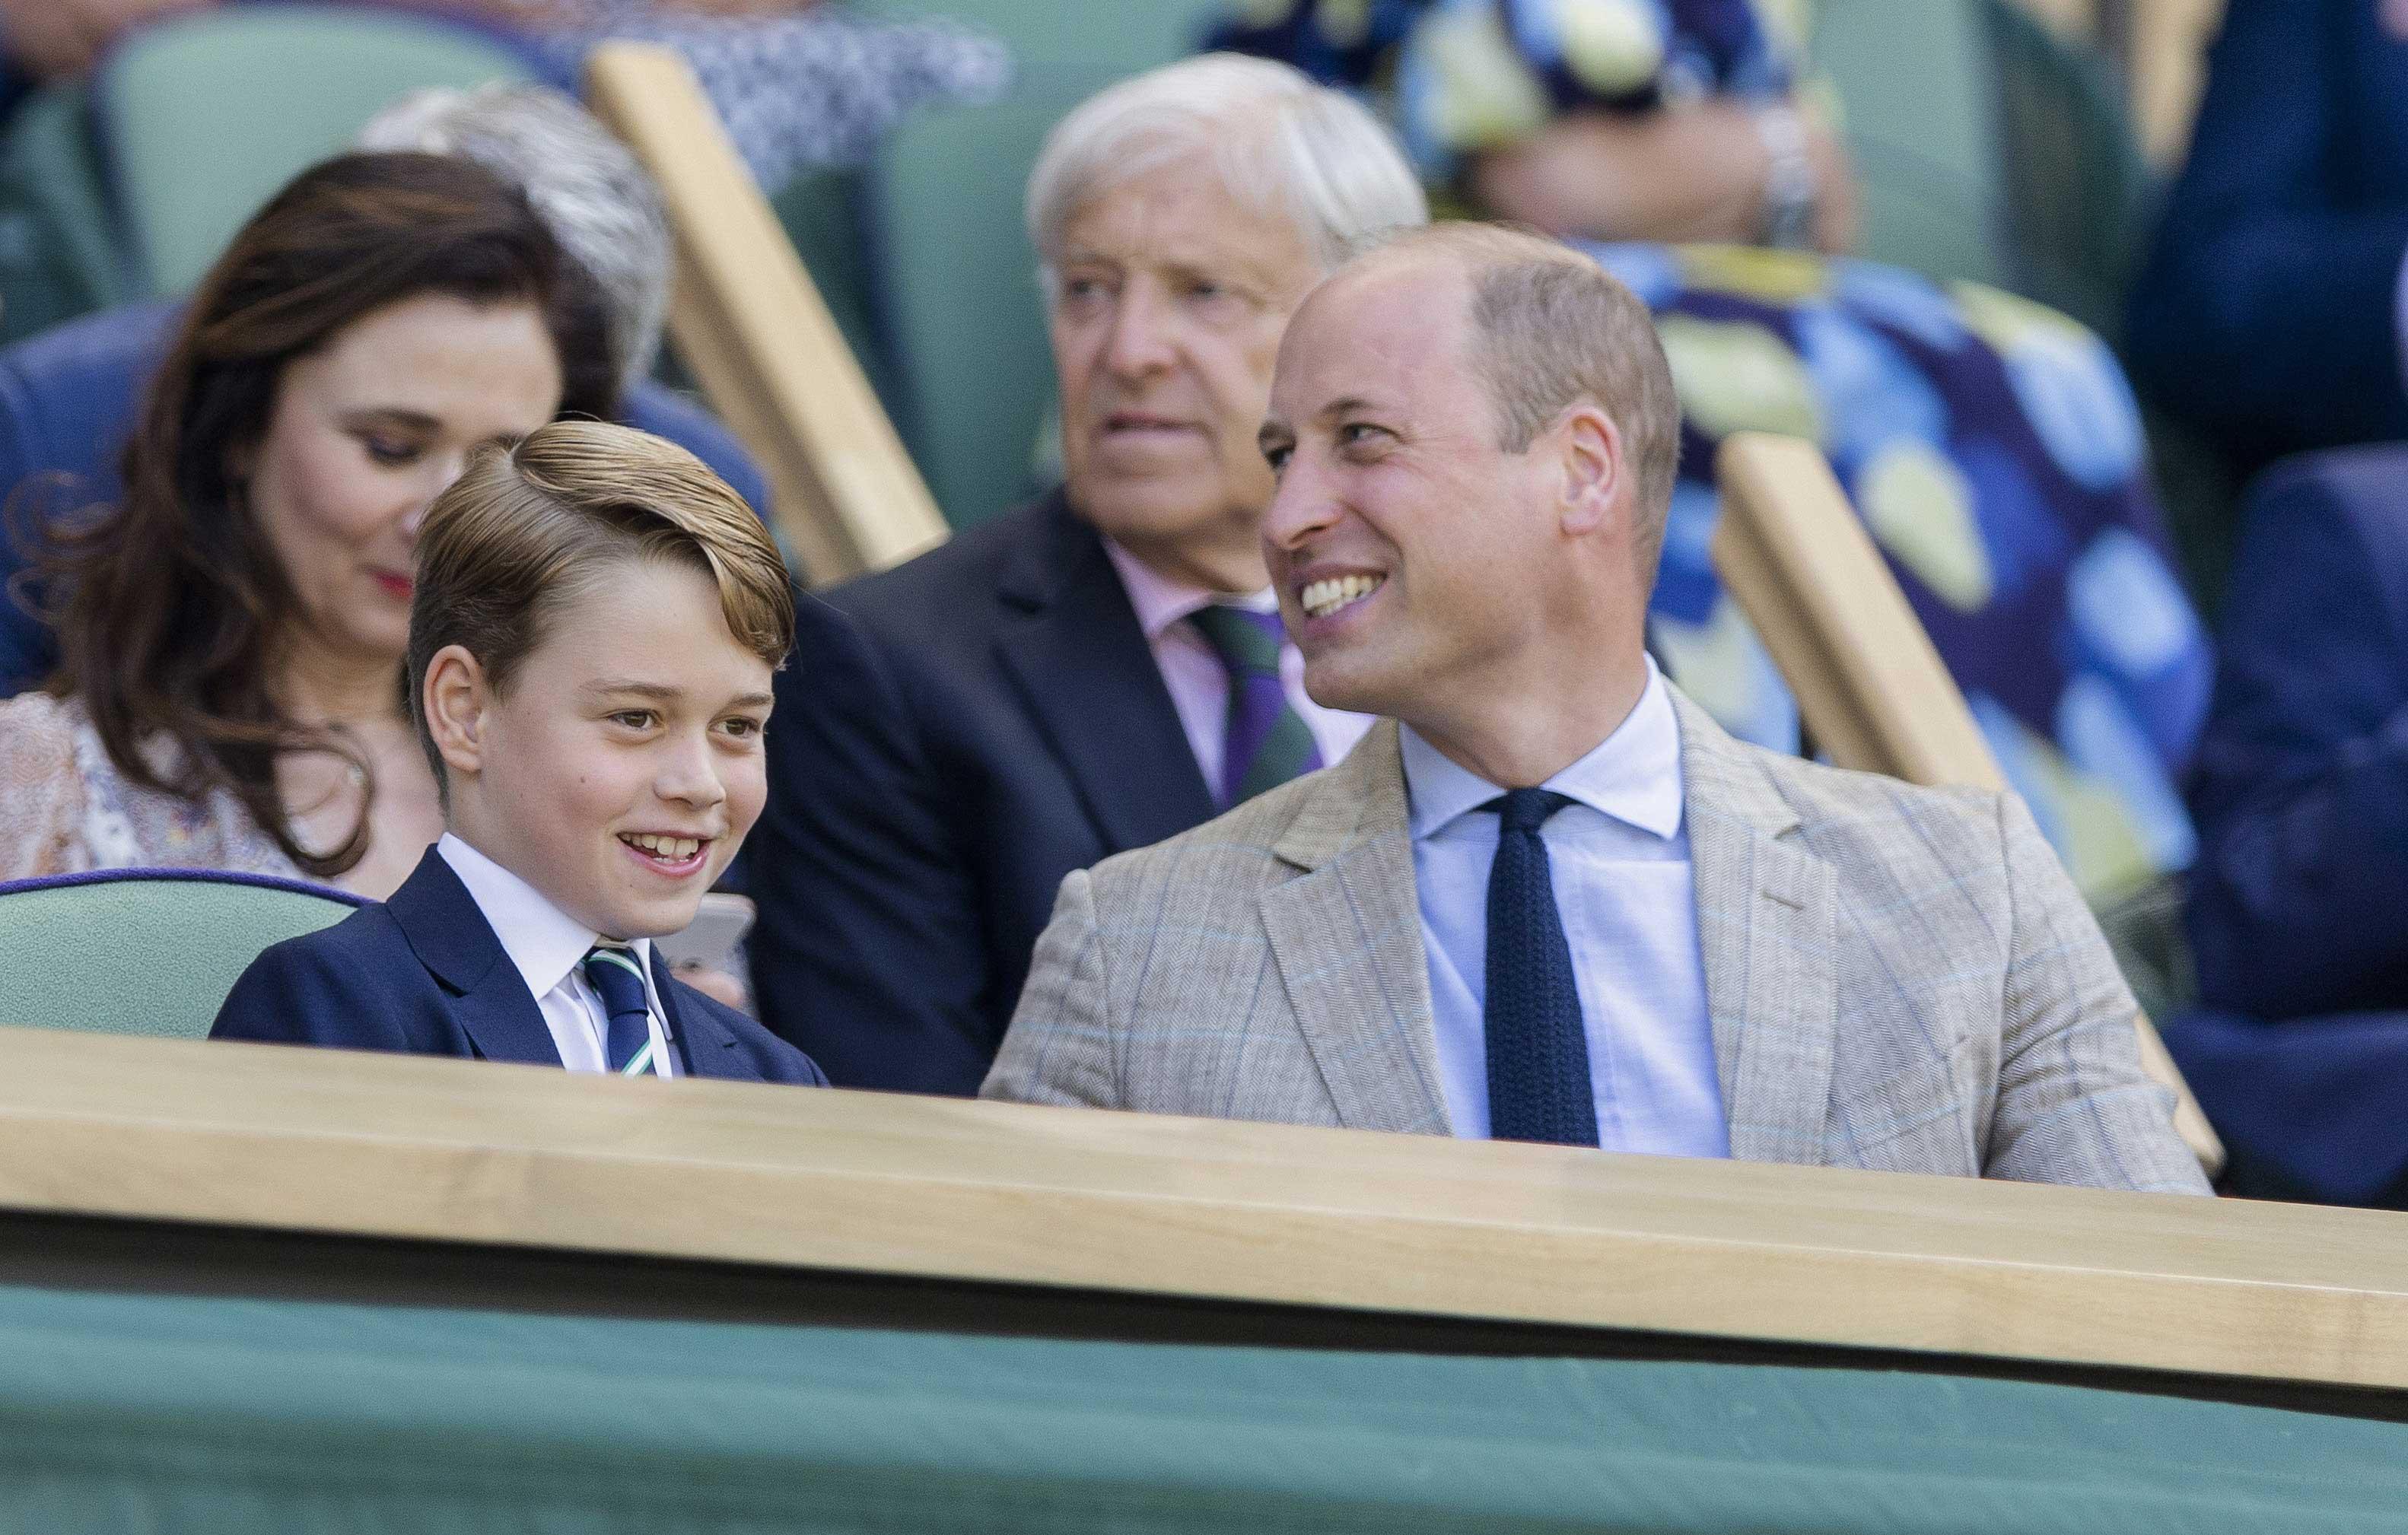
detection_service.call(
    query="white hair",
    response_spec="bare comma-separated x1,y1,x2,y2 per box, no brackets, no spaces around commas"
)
359,84,672,395
1026,53,1428,280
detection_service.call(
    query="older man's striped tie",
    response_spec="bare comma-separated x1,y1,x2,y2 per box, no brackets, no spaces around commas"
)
582,942,661,1076
1188,603,1321,807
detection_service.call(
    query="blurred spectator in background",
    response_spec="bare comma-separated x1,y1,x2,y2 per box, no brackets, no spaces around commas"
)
0,0,206,122
462,0,1008,193
2126,0,2408,481
0,151,612,892
2164,445,2408,1208
0,84,765,698
0,0,1004,197
746,56,1428,1094
1215,0,2212,929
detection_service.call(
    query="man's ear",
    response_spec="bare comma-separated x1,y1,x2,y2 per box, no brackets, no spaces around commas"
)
1557,400,1625,538
423,645,491,782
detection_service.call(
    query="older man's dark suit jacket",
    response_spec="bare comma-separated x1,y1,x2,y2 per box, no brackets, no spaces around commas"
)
748,490,1217,1094
212,849,827,1085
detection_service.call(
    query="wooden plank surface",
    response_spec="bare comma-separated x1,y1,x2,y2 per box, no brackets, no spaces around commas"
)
1710,432,2226,1174
0,1026,2397,1390
584,43,947,584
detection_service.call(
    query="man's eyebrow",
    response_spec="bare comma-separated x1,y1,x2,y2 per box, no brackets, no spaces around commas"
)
726,691,775,710
1315,395,1383,421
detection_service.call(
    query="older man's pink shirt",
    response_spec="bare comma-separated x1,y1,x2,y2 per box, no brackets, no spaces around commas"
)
1102,537,1373,794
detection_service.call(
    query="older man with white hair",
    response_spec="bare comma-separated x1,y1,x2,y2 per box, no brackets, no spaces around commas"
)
749,55,1428,1094
983,223,2208,1195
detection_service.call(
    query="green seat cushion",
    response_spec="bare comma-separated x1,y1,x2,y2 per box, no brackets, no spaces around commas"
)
0,84,134,347
2,1279,2402,1531
96,7,528,297
0,872,361,1040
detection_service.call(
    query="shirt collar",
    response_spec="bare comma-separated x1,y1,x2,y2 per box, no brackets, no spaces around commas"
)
1400,659,1684,842
434,832,653,1002
1101,535,1278,641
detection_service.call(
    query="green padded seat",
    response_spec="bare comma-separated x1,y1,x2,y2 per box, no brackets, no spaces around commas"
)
2,1279,2406,1531
95,6,529,298
0,869,363,1040
0,84,135,348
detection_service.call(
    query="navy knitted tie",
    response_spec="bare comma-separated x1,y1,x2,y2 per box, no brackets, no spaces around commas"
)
1483,789,1598,1146
582,943,661,1076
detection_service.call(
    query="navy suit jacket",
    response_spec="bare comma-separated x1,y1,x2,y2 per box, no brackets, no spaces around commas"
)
2169,445,2408,1206
212,849,826,1085
2126,0,2408,475
2184,447,2408,1019
746,490,1217,1095
0,300,771,696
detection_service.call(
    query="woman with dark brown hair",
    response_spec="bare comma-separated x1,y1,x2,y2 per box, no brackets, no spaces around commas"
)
0,151,615,895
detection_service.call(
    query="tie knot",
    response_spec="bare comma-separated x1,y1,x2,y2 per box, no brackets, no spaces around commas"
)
1187,603,1286,677
582,942,651,1019
1488,787,1575,835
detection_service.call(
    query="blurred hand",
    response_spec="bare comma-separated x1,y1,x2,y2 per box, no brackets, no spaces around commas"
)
1802,113,1860,256
1469,99,1860,257
0,0,213,81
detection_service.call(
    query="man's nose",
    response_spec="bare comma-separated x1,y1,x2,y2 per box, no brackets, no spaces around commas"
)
1102,284,1177,380
1261,450,1341,552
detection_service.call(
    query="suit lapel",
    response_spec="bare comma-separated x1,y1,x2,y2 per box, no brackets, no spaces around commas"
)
994,493,1217,855
383,850,563,1067
1260,723,1449,1135
651,949,751,1081
1672,691,1837,1165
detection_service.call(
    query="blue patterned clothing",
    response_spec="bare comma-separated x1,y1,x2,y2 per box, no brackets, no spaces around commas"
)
1211,0,2213,898
520,2,1010,190
1210,0,1794,178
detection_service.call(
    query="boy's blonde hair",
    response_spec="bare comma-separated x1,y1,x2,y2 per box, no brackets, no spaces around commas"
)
405,420,795,788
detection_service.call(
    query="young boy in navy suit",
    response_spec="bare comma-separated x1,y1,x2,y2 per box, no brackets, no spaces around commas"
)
213,421,825,1086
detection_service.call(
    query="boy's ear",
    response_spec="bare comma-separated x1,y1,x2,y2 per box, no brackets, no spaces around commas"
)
423,644,491,782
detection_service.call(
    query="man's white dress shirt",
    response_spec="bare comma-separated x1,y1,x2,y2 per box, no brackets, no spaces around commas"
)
435,833,679,1076
1399,661,1727,1155
1102,537,1372,790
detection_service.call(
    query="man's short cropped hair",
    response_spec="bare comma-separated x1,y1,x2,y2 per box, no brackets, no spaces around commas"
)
1357,223,1681,574
360,84,672,395
1026,53,1428,279
405,421,795,789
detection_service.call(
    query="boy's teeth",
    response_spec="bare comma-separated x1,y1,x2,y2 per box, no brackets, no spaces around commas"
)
626,834,701,859
1299,574,1384,620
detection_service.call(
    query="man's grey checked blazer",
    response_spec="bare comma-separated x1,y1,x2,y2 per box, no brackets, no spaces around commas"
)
982,689,2209,1194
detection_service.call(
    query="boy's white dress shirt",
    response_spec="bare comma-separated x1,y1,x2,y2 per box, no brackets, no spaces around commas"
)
435,832,678,1075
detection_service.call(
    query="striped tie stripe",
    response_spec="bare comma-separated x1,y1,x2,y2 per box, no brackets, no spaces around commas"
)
582,942,663,1077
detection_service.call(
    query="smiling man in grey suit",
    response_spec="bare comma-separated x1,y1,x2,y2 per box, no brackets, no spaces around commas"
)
983,224,2207,1195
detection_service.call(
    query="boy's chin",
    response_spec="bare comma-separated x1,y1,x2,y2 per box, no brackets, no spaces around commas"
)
596,887,711,942
587,874,714,943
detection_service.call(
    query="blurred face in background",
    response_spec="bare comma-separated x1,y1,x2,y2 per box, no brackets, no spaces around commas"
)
1048,154,1320,593
238,291,564,675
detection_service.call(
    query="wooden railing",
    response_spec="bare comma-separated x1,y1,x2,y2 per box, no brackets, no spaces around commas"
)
1711,432,2225,1174
584,43,947,585
0,1026,2398,1390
